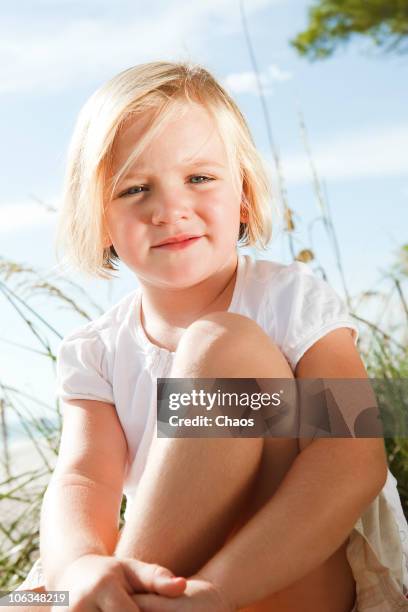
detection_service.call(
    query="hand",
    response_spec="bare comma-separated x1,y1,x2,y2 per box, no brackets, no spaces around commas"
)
131,575,236,611
51,553,187,611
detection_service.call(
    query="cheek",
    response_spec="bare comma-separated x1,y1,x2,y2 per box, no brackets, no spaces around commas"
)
202,188,241,224
106,206,142,240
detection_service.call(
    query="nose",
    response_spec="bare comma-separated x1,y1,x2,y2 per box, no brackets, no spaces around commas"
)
150,186,191,225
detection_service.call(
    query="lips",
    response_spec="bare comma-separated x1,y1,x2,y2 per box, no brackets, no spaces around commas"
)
153,234,201,247
152,235,203,251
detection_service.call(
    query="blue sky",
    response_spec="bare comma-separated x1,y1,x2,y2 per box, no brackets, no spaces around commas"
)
0,0,407,435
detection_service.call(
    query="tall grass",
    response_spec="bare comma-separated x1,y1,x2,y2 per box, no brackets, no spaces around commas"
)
0,264,110,588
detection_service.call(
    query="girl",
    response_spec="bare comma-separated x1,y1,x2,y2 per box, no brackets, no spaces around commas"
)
11,61,408,612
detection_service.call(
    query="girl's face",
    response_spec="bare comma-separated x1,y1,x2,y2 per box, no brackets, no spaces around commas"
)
104,102,245,289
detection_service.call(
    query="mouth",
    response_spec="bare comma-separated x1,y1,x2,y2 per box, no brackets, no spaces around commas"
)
152,235,203,250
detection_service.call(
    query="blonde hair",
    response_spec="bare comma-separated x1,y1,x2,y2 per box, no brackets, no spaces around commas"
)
56,61,273,279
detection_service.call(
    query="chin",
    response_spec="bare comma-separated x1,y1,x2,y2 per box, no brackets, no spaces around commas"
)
158,264,212,288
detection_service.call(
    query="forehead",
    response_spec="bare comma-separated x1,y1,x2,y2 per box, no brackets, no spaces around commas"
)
110,102,228,174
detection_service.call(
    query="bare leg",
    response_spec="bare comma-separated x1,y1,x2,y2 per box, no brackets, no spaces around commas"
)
114,312,298,577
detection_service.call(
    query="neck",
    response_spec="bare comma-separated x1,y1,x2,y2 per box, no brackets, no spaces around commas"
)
138,252,239,350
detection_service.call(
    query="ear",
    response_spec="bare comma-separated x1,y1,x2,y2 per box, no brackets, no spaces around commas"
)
240,202,249,223
102,230,112,250
239,183,249,223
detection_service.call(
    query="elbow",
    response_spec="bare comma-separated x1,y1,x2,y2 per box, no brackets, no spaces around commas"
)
361,449,388,503
336,438,389,506
355,437,388,490
373,458,388,494
373,440,389,490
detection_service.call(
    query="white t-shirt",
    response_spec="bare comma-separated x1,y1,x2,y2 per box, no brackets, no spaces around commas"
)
55,252,408,576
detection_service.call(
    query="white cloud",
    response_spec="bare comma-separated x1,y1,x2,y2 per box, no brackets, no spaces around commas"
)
0,0,280,95
223,63,292,95
267,64,292,81
0,202,55,233
272,123,408,184
223,71,263,95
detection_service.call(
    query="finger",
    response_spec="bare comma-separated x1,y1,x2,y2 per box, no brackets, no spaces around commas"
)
121,559,186,596
152,575,187,597
132,593,178,612
96,587,141,612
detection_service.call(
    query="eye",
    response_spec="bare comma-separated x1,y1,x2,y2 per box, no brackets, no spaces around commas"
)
190,175,214,184
117,185,146,198
118,175,214,198
119,185,147,197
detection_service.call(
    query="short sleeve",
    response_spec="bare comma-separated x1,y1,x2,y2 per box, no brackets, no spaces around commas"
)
271,262,359,371
56,328,114,404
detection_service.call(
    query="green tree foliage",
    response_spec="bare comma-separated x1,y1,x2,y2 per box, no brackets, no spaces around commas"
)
291,0,408,60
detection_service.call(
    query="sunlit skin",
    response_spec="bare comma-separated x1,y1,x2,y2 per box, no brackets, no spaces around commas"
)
104,102,248,351
102,103,361,612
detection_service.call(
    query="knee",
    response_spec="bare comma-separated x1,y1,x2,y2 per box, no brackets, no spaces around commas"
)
178,312,261,360
197,311,259,334
173,311,292,378
189,311,259,344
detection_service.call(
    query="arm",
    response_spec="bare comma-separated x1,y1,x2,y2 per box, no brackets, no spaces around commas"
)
196,328,388,609
40,398,128,589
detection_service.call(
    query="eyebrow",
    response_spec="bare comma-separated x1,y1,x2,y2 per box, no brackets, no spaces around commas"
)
181,158,225,168
120,158,225,180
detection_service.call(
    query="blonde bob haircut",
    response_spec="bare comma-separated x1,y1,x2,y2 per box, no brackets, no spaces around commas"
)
55,61,274,279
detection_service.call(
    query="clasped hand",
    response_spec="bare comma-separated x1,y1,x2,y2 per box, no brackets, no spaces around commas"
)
51,554,234,611
132,573,234,611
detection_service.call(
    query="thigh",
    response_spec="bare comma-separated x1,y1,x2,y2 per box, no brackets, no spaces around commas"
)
238,542,356,612
224,438,356,612
225,437,300,538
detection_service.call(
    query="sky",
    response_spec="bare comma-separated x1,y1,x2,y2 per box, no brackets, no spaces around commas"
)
0,0,407,441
